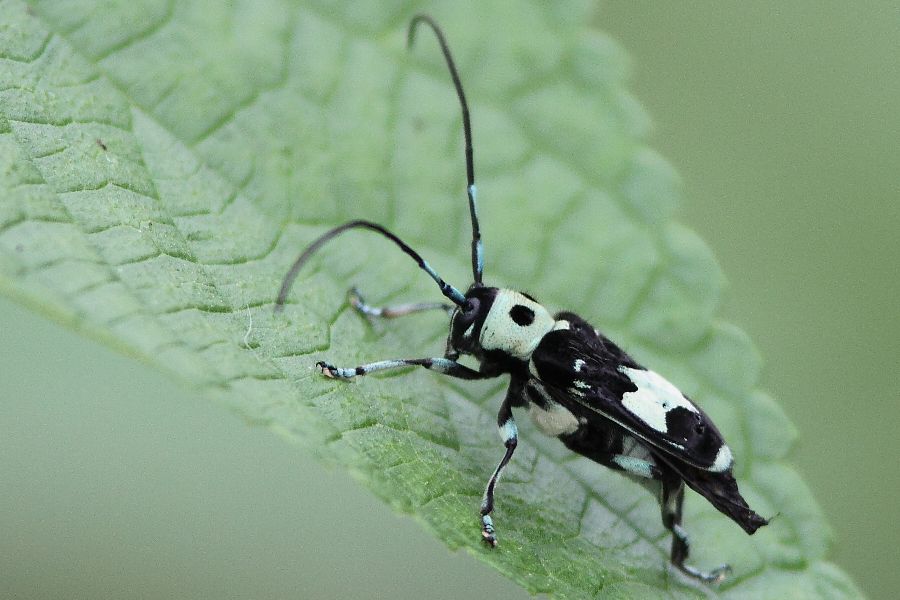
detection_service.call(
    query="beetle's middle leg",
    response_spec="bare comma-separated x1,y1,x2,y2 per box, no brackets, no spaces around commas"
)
348,286,454,320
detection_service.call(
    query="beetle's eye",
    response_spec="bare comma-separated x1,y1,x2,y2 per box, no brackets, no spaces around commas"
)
509,304,535,326
463,297,480,317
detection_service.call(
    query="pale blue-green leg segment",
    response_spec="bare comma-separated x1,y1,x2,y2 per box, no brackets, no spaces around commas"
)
348,287,453,320
480,397,517,547
610,455,663,480
317,357,490,380
662,478,732,583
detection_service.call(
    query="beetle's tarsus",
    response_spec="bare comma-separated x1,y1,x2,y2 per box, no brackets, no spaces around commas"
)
316,361,337,378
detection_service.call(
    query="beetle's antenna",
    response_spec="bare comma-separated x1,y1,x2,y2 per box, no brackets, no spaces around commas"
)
408,15,484,285
275,220,467,312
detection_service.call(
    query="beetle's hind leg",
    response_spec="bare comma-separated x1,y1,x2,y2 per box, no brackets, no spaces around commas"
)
348,287,454,320
661,477,731,584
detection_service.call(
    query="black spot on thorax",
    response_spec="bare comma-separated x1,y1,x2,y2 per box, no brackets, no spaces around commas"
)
509,304,535,326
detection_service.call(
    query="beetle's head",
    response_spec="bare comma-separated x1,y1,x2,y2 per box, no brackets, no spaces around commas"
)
448,285,496,356
449,286,555,362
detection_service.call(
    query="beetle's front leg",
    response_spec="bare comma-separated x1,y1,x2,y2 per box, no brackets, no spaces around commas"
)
317,357,491,380
479,385,523,547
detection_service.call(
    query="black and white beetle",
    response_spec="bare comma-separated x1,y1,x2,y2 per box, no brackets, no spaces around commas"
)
275,15,768,583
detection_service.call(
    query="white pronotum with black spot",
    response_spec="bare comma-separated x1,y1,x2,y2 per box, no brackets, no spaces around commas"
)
275,15,769,585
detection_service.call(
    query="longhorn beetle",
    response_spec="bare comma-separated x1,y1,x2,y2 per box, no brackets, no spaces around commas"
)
275,15,769,583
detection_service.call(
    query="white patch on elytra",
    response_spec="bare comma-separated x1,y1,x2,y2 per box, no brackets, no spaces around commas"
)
619,367,698,433
710,444,733,472
480,290,554,359
526,381,579,436
573,359,585,372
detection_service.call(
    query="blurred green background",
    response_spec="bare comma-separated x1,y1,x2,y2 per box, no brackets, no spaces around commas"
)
2,3,897,599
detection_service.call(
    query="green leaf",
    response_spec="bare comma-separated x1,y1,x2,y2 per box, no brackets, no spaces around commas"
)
0,1,864,597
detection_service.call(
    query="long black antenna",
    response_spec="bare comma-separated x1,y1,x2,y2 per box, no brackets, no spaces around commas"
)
274,220,467,312
408,15,484,285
